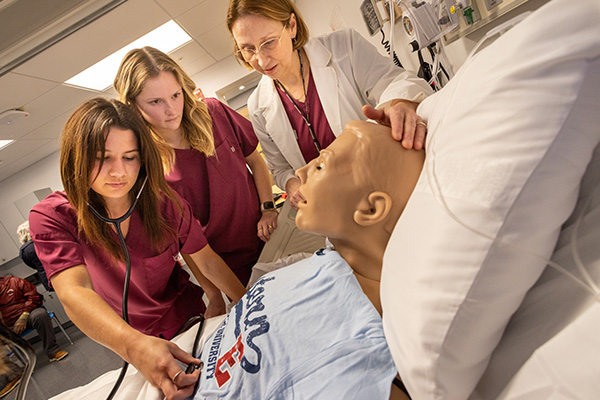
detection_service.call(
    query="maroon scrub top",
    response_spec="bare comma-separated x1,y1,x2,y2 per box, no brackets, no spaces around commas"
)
276,71,336,163
29,191,208,340
165,98,264,286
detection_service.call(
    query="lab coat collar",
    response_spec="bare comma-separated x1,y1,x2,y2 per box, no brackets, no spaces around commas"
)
303,37,343,135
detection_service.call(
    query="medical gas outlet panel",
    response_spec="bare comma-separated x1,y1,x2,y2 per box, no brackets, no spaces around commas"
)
441,0,546,43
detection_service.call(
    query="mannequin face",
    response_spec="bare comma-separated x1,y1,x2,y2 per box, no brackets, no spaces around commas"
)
296,120,425,242
295,128,362,238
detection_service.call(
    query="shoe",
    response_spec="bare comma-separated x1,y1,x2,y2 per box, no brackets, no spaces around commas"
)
0,373,22,398
49,350,68,362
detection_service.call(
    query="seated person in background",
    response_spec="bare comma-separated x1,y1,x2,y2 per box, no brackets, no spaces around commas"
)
17,221,51,291
0,275,68,362
192,120,422,400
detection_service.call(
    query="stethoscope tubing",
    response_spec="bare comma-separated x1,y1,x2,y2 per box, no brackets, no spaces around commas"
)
87,176,147,400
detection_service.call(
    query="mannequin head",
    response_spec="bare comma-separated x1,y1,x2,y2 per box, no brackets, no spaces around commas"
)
295,121,424,311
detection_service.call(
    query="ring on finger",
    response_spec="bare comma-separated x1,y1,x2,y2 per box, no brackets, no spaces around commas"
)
268,225,273,229
417,121,427,128
172,370,183,384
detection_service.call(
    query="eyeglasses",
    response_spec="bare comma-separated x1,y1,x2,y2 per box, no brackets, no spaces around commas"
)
236,26,286,62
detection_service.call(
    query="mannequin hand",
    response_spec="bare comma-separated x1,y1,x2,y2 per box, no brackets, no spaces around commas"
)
362,101,427,150
12,319,27,335
285,178,305,211
257,211,278,242
204,293,226,319
126,334,201,400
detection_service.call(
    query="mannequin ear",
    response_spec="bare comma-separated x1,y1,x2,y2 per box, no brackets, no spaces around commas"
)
353,191,392,227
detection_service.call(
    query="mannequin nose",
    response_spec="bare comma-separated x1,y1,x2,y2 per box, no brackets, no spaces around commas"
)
296,164,308,183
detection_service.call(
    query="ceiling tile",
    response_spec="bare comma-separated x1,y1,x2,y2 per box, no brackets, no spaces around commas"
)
0,72,57,112
196,23,236,62
176,0,229,37
22,113,70,141
169,41,216,78
1,84,98,140
153,0,211,18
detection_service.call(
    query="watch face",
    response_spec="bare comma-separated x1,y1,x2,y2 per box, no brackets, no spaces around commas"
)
262,201,275,210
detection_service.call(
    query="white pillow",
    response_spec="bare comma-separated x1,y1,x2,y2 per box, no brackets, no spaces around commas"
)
380,0,600,399
474,128,600,399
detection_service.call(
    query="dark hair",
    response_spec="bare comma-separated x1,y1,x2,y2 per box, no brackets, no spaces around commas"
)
60,97,180,260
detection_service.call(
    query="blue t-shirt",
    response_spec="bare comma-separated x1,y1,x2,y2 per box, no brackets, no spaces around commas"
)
194,249,397,399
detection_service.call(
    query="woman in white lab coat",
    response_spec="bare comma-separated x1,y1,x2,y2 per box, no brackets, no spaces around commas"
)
227,0,433,209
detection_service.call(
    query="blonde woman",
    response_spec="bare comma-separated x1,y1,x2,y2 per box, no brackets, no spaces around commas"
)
114,47,278,289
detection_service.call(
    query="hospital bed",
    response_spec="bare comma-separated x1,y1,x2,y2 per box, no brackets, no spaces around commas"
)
50,0,600,398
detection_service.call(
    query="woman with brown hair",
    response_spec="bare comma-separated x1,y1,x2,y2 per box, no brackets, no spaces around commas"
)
29,98,245,400
114,47,278,290
227,0,433,209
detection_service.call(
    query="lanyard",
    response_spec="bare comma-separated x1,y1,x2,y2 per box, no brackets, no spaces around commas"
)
276,50,322,153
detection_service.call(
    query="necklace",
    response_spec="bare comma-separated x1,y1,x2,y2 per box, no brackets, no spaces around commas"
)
276,50,322,153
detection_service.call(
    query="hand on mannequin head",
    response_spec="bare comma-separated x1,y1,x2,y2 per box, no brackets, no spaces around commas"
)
295,120,424,311
362,101,428,150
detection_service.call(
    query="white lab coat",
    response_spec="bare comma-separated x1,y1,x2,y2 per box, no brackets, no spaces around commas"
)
248,28,433,190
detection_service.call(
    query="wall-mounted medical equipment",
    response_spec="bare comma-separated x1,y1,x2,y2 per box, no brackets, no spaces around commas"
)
399,0,458,52
391,0,458,90
360,0,390,36
444,0,539,43
360,0,405,68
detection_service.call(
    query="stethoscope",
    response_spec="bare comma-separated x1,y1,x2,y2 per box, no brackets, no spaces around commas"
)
88,175,205,399
87,175,148,400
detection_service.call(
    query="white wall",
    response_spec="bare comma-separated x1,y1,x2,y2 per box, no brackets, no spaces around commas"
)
0,151,62,209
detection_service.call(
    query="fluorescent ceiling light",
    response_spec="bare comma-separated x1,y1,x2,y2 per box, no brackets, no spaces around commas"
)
0,140,15,151
65,20,191,91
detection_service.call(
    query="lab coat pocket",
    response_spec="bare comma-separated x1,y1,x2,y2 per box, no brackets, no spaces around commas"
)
142,244,180,297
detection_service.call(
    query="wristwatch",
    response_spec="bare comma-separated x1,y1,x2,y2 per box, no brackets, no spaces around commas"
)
260,201,276,212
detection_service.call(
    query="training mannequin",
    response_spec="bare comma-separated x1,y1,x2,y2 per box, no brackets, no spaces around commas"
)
189,120,422,400
296,119,425,315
